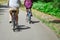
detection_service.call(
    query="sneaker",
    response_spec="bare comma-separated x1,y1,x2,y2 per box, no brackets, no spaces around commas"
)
9,21,12,23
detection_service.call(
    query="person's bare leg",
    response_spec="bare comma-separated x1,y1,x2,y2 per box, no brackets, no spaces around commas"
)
9,10,12,23
26,8,28,16
15,9,19,26
30,8,33,16
15,14,18,25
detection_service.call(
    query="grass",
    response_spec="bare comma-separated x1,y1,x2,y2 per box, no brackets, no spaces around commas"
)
32,2,60,38
32,2,60,18
0,0,8,4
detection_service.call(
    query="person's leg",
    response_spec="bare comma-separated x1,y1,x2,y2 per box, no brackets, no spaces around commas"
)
30,8,33,16
26,8,28,16
15,14,18,25
15,8,19,25
26,8,29,22
9,10,13,23
26,8,32,16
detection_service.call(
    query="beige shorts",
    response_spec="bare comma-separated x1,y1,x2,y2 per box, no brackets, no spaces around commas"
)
9,8,19,15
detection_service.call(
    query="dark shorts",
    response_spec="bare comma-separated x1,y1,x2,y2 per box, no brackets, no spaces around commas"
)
26,6,32,9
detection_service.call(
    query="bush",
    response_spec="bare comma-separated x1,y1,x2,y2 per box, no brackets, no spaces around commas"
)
32,2,60,18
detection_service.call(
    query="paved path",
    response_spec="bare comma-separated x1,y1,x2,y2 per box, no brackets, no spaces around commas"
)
0,8,59,40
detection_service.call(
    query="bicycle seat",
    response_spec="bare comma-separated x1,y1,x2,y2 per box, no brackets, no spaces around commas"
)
12,10,16,13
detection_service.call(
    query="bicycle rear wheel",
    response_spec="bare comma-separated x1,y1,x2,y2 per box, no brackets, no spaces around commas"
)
12,12,16,31
27,11,31,24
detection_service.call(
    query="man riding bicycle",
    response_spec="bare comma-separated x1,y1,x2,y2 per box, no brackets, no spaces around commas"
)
8,0,21,26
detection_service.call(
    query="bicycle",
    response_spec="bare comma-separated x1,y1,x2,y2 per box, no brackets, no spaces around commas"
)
26,9,32,24
11,10,17,32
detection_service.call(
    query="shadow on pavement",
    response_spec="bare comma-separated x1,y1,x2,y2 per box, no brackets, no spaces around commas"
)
0,13,4,15
0,9,4,12
0,5,8,8
0,9,4,15
49,20,60,23
14,25,31,32
31,20,40,24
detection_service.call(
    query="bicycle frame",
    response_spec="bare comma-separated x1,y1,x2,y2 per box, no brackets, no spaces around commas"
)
12,10,16,31
27,9,31,23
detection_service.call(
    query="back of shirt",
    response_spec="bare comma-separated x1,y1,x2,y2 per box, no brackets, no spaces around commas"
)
9,0,20,8
24,0,33,8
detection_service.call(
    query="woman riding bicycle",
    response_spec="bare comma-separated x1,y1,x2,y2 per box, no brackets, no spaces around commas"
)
24,0,33,17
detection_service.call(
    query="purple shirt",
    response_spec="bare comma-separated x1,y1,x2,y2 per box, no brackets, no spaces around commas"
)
24,0,33,8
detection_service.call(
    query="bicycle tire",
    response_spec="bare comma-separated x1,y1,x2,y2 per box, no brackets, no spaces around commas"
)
12,12,16,30
27,11,31,24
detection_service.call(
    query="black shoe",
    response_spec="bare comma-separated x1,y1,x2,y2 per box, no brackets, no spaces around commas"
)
9,21,12,23
29,21,32,24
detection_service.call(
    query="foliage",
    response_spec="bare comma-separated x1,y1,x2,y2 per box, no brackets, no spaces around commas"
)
32,1,60,18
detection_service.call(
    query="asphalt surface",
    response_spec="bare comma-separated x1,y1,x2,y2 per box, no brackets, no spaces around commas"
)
0,8,59,40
